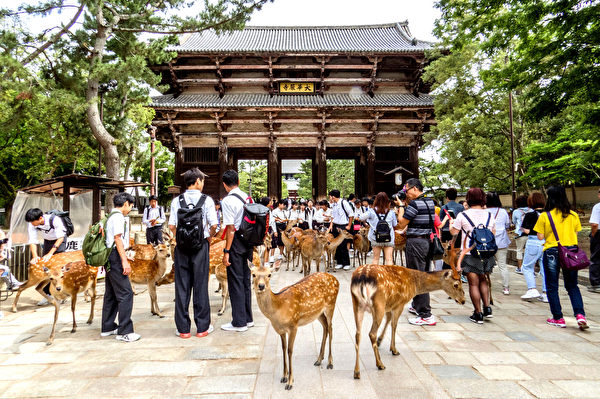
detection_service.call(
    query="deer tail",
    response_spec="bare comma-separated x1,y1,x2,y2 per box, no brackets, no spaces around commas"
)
350,274,377,308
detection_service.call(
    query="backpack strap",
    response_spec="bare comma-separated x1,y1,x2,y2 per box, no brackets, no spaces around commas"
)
230,193,247,205
485,213,492,228
340,200,350,221
423,199,435,234
376,212,387,222
546,212,561,244
144,206,149,220
49,213,56,231
160,206,164,219
179,194,206,210
462,212,476,228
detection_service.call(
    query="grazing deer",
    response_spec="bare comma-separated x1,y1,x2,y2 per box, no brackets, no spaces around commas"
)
350,260,465,379
393,230,407,265
44,261,98,345
129,243,170,317
12,251,85,312
252,263,339,390
298,231,329,276
324,229,354,272
352,227,370,268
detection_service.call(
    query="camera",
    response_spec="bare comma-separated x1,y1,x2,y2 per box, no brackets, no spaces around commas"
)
391,190,407,202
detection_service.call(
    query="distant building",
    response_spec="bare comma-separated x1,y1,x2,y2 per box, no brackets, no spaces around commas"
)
282,160,303,199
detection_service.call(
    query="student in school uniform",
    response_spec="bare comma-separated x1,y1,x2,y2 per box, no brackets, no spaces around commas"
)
142,195,166,245
272,199,288,260
327,190,354,270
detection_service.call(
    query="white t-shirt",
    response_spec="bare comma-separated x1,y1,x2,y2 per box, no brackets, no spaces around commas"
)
272,208,287,223
331,200,353,225
359,208,398,243
221,187,249,230
168,190,218,237
313,208,325,223
105,210,130,249
27,213,67,244
487,207,511,249
453,208,497,251
590,202,600,225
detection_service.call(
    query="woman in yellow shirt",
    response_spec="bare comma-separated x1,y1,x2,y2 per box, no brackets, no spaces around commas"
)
533,186,587,330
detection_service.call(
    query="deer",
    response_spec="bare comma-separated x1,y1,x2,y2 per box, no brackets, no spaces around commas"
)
298,231,329,276
252,261,339,390
128,243,171,317
393,230,407,265
352,227,370,268
280,230,300,271
43,260,98,345
324,229,354,272
12,251,85,312
350,255,465,379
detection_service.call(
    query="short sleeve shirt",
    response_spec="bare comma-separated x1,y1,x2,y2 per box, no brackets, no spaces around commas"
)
168,190,218,237
359,208,398,243
534,210,581,251
453,209,496,251
590,203,600,225
27,214,67,244
331,200,354,225
105,210,130,249
221,188,249,230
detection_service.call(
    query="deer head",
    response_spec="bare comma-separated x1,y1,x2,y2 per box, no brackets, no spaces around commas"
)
251,265,274,294
44,265,71,292
153,243,171,259
442,241,461,280
440,269,466,305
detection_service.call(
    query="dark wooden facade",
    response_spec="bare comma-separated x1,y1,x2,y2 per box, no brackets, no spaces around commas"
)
150,22,435,199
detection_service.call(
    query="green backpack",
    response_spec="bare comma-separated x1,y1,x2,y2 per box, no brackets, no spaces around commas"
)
82,211,121,267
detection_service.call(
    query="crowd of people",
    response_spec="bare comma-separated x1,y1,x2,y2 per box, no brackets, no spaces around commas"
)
4,171,600,334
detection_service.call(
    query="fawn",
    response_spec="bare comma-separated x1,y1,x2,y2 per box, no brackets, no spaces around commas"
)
252,262,339,390
350,259,465,379
298,231,329,276
129,243,171,317
324,229,353,272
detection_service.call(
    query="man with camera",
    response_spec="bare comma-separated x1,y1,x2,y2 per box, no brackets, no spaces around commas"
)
395,178,438,326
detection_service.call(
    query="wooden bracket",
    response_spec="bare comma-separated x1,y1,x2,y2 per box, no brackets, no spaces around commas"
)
212,112,227,133
214,57,226,97
367,56,379,97
168,61,183,97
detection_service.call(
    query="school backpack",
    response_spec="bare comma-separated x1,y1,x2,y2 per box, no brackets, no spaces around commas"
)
176,194,207,252
374,211,392,243
462,213,498,258
48,210,75,237
231,193,269,246
82,211,121,267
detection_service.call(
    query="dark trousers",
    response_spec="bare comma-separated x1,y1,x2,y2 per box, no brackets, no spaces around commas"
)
589,232,600,287
146,226,164,245
101,249,134,335
174,241,210,334
42,238,66,295
227,234,253,327
543,247,585,319
406,237,432,318
333,224,351,266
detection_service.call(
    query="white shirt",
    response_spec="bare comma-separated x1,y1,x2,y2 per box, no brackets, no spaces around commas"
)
359,208,398,243
305,207,315,225
313,208,325,223
28,214,67,244
590,202,600,225
142,205,166,228
168,190,218,237
487,207,511,249
221,187,249,230
268,210,276,230
105,209,130,250
323,208,332,222
331,199,354,225
453,208,497,251
288,209,300,221
272,208,287,223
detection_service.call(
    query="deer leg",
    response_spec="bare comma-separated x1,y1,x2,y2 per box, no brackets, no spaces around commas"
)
130,280,138,295
70,294,78,333
486,273,494,306
218,280,228,316
326,306,334,369
370,301,386,370
215,282,221,293
280,333,289,383
87,280,96,325
314,314,328,366
285,327,297,390
389,310,401,356
377,311,392,347
148,282,163,318
11,278,42,312
352,295,365,379
47,298,60,346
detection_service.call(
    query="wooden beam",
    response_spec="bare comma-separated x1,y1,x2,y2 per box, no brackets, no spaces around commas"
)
152,106,434,113
176,131,419,138
367,56,378,95
177,77,411,85
214,57,225,97
153,117,437,125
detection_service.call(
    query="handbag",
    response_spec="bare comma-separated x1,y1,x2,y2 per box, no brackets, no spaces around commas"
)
546,212,590,271
425,200,445,260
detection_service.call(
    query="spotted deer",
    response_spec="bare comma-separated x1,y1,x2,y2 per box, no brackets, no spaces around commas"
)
12,251,85,312
43,260,98,345
393,229,407,265
352,227,370,268
324,229,353,271
298,231,329,276
252,263,339,390
350,258,465,379
128,243,171,317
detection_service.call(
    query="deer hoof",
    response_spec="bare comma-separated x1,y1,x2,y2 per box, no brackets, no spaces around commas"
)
217,311,224,316
86,319,93,325
314,360,322,366
285,384,293,390
327,364,333,369
71,329,77,334
280,377,288,383
377,364,386,370
158,314,165,319
353,371,361,379
391,349,399,356
46,340,53,346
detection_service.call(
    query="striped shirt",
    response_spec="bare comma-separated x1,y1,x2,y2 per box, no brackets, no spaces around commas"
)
403,197,436,236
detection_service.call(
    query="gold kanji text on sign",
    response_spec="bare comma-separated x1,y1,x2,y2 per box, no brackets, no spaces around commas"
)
279,82,315,94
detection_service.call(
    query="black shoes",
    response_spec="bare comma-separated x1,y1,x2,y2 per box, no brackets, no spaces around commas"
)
483,306,493,319
469,312,484,324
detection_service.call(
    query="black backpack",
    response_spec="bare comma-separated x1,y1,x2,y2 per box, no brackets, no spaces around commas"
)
375,211,392,243
48,210,74,237
231,193,269,246
176,194,207,252
463,213,498,258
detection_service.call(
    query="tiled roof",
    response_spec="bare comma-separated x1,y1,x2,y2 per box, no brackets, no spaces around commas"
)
150,93,434,109
169,22,433,54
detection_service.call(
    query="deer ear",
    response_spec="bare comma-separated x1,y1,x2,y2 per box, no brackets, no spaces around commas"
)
443,270,452,279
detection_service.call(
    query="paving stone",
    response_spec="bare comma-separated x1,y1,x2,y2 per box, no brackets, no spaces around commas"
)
474,351,528,365
0,365,47,380
505,331,538,341
474,365,532,380
517,364,579,381
83,376,188,397
202,359,260,376
558,352,599,365
438,351,479,366
463,331,513,342
186,344,261,360
493,342,538,352
520,352,571,365
414,351,443,365
322,370,377,398
184,374,256,395
429,365,480,379
38,361,123,379
1,377,89,398
440,315,472,323
519,380,570,398
1,352,80,365
443,340,498,352
416,331,464,341
406,341,446,352
564,365,600,379
83,348,187,362
552,380,600,398
121,361,207,377
440,379,534,399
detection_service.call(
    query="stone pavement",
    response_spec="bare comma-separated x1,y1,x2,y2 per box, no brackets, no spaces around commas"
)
0,254,599,399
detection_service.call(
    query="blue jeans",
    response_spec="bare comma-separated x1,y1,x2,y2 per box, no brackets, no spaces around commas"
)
543,247,585,319
522,236,545,291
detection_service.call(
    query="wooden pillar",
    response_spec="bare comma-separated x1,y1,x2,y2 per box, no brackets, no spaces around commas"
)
267,138,280,199
366,145,376,196
315,137,327,199
92,187,101,224
356,148,366,197
62,182,70,212
409,145,419,178
218,135,228,198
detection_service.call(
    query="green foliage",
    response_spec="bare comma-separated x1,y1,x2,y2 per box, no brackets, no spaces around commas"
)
238,160,268,200
296,159,355,199
130,141,175,205
296,160,313,199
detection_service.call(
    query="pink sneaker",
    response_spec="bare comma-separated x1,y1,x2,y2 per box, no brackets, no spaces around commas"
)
546,318,566,328
576,314,589,331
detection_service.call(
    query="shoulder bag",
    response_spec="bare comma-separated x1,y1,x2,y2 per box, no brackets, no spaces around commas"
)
547,212,590,271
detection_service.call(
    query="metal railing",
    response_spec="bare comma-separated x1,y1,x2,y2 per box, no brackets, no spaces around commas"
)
6,244,41,282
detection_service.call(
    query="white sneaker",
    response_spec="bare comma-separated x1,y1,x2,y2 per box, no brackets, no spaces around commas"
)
335,264,344,270
277,255,283,260
116,333,141,342
343,265,351,270
502,287,510,295
407,306,418,315
196,325,214,337
521,288,541,301
221,322,248,332
538,293,549,303
408,316,436,326
269,256,275,263
247,321,255,328
36,298,49,306
100,328,118,337
349,249,354,253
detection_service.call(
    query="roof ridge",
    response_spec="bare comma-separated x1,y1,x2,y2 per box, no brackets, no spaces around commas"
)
240,22,408,30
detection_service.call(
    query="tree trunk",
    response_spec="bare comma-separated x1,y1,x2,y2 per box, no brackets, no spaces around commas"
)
85,6,120,211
